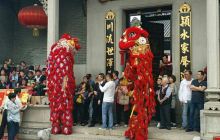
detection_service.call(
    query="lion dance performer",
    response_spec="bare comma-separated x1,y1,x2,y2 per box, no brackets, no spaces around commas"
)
119,26,155,140
47,34,80,135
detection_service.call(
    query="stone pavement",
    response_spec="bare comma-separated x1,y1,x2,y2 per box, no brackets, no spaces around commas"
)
51,125,200,140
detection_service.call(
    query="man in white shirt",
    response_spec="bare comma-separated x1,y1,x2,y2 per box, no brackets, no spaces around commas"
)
178,70,193,129
99,73,116,129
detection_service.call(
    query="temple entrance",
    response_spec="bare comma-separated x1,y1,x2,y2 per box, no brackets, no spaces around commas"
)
125,5,172,79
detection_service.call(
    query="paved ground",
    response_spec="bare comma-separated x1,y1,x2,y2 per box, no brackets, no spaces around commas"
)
51,125,200,140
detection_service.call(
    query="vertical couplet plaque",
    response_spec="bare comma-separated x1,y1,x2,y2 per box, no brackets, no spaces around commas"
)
105,10,116,74
179,3,192,80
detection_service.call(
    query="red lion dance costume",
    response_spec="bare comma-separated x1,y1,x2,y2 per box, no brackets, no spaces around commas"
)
47,34,80,135
119,26,155,140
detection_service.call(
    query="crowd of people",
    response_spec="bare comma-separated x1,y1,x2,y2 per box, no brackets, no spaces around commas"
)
0,59,48,139
73,71,131,129
0,58,47,96
154,54,207,132
0,57,208,135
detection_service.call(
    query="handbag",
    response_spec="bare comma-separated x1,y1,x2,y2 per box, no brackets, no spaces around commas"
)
75,94,83,104
118,94,129,105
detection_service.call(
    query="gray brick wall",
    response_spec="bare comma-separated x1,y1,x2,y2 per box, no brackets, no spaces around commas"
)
0,1,15,64
0,0,87,66
59,0,87,64
12,0,47,66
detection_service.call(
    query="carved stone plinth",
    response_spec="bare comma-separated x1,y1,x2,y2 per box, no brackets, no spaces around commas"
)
204,88,220,111
18,105,51,140
201,88,220,140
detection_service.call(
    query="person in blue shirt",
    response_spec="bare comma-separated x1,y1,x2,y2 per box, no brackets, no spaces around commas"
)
186,71,207,132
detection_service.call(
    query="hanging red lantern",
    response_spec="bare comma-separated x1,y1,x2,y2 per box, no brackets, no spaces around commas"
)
18,4,47,37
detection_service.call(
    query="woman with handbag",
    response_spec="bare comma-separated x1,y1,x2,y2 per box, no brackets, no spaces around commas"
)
73,82,90,126
115,78,130,127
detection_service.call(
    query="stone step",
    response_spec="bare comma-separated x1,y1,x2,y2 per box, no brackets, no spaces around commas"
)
18,125,200,140
18,134,39,140
51,126,200,140
51,133,125,140
73,125,125,136
19,127,42,135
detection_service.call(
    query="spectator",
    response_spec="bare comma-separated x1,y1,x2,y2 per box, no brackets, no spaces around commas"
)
159,54,172,76
74,82,90,126
2,63,10,76
0,69,8,83
158,77,172,130
6,58,13,67
187,71,207,132
112,70,119,126
178,70,193,129
86,74,95,91
33,81,46,96
99,73,116,130
6,92,23,140
0,77,8,89
27,71,36,86
112,71,119,86
85,74,95,122
18,70,28,86
155,76,162,128
28,65,35,71
9,68,19,88
39,68,47,83
0,89,21,139
35,70,42,83
169,75,177,127
115,78,130,127
20,79,27,89
88,73,106,127
19,61,28,74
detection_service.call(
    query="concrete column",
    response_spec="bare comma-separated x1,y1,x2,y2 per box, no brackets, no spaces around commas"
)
207,0,220,89
47,0,59,57
201,0,220,139
205,0,220,109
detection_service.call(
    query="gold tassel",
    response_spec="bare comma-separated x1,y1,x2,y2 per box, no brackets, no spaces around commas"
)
33,28,39,37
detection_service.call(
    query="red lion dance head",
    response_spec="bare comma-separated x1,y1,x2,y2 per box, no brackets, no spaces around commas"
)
119,26,155,140
47,33,80,135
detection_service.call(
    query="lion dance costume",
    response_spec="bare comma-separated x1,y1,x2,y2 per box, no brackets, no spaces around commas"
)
47,34,80,135
119,26,155,140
